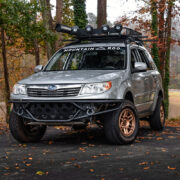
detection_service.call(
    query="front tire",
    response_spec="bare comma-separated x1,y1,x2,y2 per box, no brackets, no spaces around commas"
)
150,97,165,131
104,101,139,145
9,111,46,143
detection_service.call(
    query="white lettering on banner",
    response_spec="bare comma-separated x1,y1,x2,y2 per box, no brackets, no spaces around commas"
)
64,47,121,52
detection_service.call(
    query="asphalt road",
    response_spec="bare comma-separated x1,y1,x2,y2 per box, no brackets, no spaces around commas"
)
0,125,180,180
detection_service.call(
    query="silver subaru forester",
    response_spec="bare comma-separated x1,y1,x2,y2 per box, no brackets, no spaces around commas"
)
9,24,165,145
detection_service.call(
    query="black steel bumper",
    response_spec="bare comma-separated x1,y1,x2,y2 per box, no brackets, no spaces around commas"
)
10,99,124,124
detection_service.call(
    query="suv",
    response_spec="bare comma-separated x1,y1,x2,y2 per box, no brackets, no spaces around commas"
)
9,24,165,145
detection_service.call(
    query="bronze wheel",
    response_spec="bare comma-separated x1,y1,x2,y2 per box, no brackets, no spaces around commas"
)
119,108,136,137
104,100,139,145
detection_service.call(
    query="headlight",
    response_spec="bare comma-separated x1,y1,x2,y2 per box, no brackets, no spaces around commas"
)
13,84,27,95
80,82,112,95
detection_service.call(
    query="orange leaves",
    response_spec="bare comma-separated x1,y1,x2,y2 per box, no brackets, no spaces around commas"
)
156,137,163,140
168,166,176,170
48,141,53,145
79,147,86,152
143,167,150,170
26,163,31,167
139,161,148,166
89,169,94,172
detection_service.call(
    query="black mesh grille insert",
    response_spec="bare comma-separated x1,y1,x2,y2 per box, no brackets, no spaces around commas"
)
28,103,77,120
27,87,81,97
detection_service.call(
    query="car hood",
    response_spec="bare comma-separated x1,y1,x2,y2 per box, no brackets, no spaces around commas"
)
18,70,126,85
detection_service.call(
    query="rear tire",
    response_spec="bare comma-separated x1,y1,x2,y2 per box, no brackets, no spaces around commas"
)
150,97,165,131
9,111,46,143
104,101,139,145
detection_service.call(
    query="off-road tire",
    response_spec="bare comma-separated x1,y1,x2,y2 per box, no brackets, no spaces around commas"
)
104,101,139,145
9,111,46,143
150,97,165,131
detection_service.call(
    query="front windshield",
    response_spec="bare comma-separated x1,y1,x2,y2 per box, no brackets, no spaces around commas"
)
45,46,126,71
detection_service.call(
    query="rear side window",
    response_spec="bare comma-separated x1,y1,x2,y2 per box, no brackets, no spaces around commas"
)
137,49,153,70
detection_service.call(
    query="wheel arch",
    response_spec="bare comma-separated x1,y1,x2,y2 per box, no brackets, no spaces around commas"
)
124,91,134,104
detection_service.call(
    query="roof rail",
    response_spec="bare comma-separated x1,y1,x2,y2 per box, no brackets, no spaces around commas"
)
55,24,150,45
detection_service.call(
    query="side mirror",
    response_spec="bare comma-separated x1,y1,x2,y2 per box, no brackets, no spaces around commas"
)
134,62,147,72
34,65,43,73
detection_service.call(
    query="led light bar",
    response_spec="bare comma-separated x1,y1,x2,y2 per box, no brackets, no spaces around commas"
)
85,25,93,34
55,23,146,43
114,24,123,33
55,24,72,33
71,26,79,35
101,24,110,33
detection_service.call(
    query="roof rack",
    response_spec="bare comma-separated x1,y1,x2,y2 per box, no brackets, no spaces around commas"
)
55,24,149,46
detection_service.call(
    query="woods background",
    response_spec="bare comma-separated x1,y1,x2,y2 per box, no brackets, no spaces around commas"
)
0,0,180,121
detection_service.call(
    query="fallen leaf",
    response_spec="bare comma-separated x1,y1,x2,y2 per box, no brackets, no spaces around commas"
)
48,141,53,145
89,144,95,147
4,167,10,170
168,136,175,139
91,155,98,158
139,162,148,166
156,137,163,140
168,166,176,170
26,163,31,167
71,157,76,161
28,157,33,160
36,171,45,175
89,169,94,172
74,163,81,168
119,168,124,171
143,167,150,170
135,140,141,143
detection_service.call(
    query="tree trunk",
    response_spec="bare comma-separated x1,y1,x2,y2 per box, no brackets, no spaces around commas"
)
1,27,11,122
97,0,107,28
150,0,160,70
158,0,166,78
34,39,40,65
31,0,40,65
55,0,63,50
40,0,55,60
163,0,175,117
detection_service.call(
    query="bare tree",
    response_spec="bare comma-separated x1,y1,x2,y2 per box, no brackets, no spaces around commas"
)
0,27,10,122
40,0,55,60
97,0,107,28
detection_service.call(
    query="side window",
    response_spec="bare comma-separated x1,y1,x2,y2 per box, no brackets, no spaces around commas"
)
137,49,153,70
145,51,157,70
130,48,138,69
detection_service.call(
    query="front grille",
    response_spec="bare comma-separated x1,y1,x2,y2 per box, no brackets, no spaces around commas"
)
27,87,81,97
28,103,77,120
